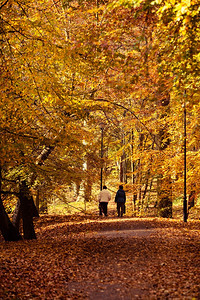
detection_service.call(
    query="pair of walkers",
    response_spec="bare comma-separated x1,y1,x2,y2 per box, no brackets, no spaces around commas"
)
98,185,126,217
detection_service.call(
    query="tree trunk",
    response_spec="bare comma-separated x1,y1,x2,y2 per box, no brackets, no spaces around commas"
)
142,178,149,207
0,198,22,241
19,181,37,240
13,192,39,231
12,199,22,231
131,131,137,213
35,188,40,212
84,154,93,202
120,156,127,183
120,130,127,183
157,175,172,218
11,144,52,238
146,177,154,209
0,166,22,241
132,159,139,215
157,93,172,218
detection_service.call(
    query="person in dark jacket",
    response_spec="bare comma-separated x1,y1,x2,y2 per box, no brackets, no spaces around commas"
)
115,185,126,217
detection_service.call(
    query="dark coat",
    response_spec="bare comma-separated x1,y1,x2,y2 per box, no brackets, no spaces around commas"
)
115,189,126,203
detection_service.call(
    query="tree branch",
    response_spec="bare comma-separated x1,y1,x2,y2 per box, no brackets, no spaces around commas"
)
0,0,9,10
36,146,55,166
1,191,19,197
95,98,158,146
0,127,39,140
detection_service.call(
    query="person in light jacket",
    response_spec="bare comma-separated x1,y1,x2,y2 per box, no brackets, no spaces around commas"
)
115,185,126,217
98,185,111,216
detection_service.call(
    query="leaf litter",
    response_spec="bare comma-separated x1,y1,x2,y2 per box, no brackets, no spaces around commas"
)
0,215,200,299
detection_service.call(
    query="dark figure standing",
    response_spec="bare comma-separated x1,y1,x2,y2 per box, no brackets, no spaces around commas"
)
98,186,111,216
115,185,126,217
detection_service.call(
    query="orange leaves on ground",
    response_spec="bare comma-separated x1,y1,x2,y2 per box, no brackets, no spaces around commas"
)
0,215,200,299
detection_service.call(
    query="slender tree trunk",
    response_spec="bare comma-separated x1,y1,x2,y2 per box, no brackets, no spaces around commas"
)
142,178,149,207
146,177,154,209
84,154,93,202
132,161,137,213
138,185,142,213
131,131,137,213
157,93,172,218
120,157,126,183
120,130,127,183
35,188,40,212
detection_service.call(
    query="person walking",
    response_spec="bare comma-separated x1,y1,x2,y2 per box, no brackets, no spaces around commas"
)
98,185,111,216
115,185,126,217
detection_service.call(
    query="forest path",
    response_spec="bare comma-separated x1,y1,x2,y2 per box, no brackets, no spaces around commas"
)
0,215,200,299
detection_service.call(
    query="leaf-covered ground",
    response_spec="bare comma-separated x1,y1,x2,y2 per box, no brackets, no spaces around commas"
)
0,215,200,299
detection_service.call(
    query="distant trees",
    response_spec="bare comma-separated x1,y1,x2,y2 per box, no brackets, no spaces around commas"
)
87,0,200,216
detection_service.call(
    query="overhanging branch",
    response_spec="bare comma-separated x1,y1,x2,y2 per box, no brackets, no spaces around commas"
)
1,191,19,197
0,127,39,140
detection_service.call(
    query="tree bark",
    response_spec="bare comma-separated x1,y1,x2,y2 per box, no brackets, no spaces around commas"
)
12,199,22,231
132,161,137,213
0,165,22,241
13,194,39,231
19,181,37,240
0,198,22,241
35,188,40,212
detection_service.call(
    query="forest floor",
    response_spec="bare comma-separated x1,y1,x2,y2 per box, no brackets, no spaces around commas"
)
0,213,200,299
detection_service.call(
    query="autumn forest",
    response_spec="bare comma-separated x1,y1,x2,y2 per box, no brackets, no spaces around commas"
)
0,0,200,299
0,0,200,233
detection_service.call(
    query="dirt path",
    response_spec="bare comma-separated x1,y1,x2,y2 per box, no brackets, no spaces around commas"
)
0,216,200,299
